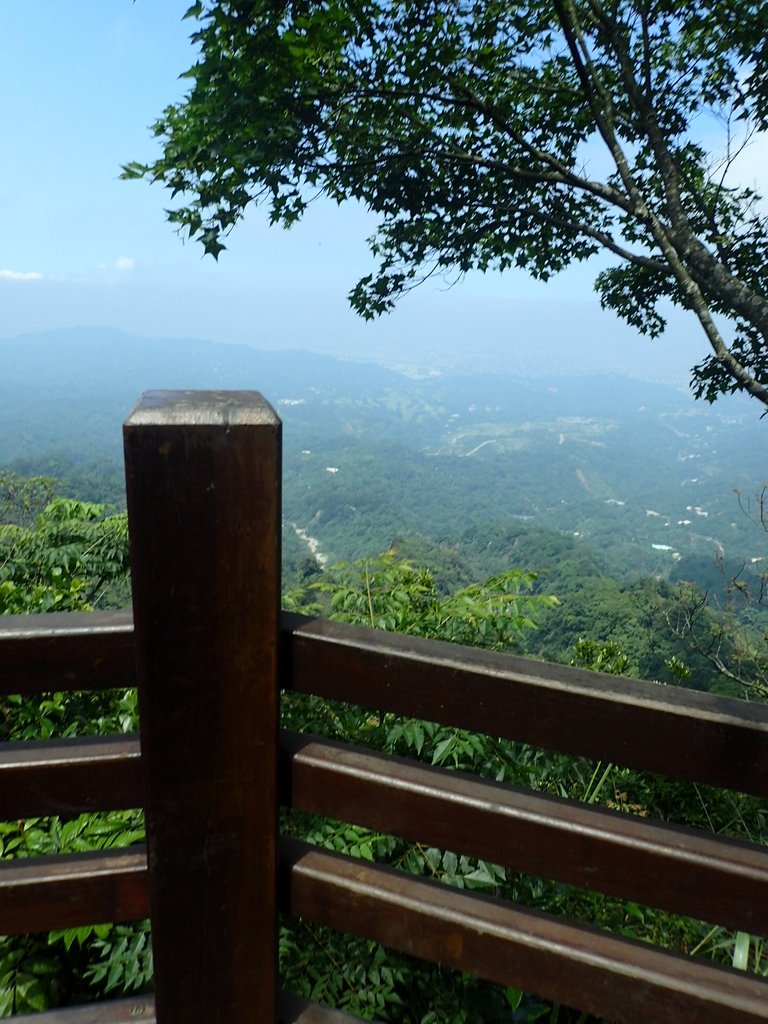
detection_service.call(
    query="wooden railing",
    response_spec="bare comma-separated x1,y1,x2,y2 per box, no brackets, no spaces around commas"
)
1,391,767,1024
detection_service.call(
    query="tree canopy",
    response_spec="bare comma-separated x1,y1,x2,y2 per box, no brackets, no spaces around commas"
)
0,474,129,614
126,0,768,406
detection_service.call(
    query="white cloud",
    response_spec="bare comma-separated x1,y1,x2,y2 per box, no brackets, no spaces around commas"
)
0,268,43,281
114,256,135,271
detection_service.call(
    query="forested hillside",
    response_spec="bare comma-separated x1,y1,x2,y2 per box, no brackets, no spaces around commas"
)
3,328,766,694
3,329,768,1017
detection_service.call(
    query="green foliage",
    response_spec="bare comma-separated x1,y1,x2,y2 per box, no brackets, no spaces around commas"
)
282,549,768,1020
0,480,129,614
0,916,153,1017
3,475,766,1018
0,937,67,1017
0,740,145,1015
0,810,144,860
311,551,558,648
665,575,768,701
571,638,632,677
0,803,147,1014
0,475,143,1015
284,553,606,1019
280,916,559,1023
131,1,768,406
83,922,153,995
0,687,138,745
0,473,55,528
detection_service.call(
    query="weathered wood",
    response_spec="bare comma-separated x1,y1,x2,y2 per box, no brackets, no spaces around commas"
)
124,391,282,1024
281,730,768,934
0,735,142,818
5,607,765,791
8,993,374,1024
0,612,134,695
10,996,155,1023
278,993,378,1024
0,849,148,935
282,613,768,796
282,839,768,1024
3,383,768,1024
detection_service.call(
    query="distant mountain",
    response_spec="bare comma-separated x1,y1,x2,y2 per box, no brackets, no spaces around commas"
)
0,327,404,463
2,327,766,586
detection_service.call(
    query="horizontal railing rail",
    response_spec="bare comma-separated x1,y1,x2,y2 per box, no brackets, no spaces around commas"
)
10,994,370,1024
283,612,768,797
1,391,767,1023
4,609,768,794
4,715,768,933
0,735,142,818
0,611,134,693
0,849,149,935
281,838,768,1024
281,729,768,935
3,609,768,1021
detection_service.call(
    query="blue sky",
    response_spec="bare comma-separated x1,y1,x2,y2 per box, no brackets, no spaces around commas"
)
1,3,765,384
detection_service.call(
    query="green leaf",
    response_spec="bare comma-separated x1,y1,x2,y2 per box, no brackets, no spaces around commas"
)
124,0,768,408
732,931,750,971
505,986,524,1010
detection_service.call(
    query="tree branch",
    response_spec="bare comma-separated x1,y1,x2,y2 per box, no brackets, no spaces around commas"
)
587,0,768,346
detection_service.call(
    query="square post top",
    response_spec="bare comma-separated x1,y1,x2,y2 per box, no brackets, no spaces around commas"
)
124,390,280,428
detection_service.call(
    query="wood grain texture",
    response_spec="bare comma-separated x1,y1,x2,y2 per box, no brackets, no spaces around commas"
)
0,735,142,818
8,992,376,1024
0,611,134,695
4,609,765,791
10,996,155,1023
278,993,378,1024
124,391,282,1024
281,730,768,934
281,838,768,1024
282,613,768,796
0,849,148,935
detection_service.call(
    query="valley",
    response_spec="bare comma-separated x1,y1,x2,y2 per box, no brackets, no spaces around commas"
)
3,328,767,688
3,329,765,583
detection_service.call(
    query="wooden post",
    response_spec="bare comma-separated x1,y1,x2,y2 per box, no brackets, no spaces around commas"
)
123,391,281,1024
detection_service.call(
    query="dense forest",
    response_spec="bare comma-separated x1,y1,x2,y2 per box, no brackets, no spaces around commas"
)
8,0,768,1013
2,330,767,1018
6,331,764,691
